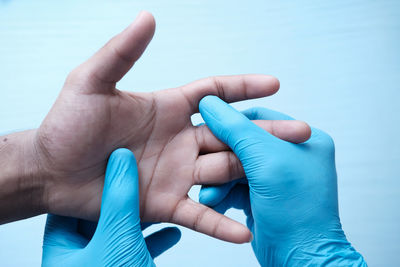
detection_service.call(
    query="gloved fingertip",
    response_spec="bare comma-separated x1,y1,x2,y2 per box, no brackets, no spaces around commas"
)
163,227,182,243
105,148,138,186
145,227,182,259
199,95,232,120
200,180,239,207
199,187,220,206
199,95,221,110
108,148,137,168
100,148,140,224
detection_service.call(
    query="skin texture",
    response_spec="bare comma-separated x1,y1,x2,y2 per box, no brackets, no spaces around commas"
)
42,149,172,267
0,130,46,224
20,11,312,243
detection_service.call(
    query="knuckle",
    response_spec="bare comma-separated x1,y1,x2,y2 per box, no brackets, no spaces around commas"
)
107,39,133,66
209,76,225,100
65,67,80,83
196,125,207,147
227,152,241,179
65,66,91,86
211,215,223,238
192,207,207,232
193,161,202,184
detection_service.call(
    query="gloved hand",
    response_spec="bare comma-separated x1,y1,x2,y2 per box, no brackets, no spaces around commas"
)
42,148,181,267
198,95,366,266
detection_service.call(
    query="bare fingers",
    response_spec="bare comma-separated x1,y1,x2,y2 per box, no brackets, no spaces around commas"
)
66,11,155,94
170,198,252,244
195,120,311,154
175,74,280,114
194,151,243,185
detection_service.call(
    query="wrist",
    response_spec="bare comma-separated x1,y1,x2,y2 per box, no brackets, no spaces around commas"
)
0,130,49,223
252,222,366,267
284,238,367,267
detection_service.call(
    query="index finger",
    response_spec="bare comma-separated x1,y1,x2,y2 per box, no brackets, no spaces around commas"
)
170,198,252,244
177,74,280,114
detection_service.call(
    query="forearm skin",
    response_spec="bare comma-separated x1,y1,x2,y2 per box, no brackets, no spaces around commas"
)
254,236,367,267
0,130,47,224
284,239,367,267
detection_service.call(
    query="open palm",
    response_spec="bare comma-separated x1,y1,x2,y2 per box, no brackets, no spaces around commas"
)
35,11,310,243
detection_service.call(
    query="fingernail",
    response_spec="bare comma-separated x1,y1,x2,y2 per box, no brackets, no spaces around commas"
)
199,95,224,119
248,232,254,243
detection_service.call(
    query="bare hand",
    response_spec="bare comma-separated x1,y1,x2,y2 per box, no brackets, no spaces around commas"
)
35,11,310,243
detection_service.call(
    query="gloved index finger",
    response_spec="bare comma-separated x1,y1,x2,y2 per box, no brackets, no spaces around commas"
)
145,227,182,259
199,180,239,207
243,108,311,143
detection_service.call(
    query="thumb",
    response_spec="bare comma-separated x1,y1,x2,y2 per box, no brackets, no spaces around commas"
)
199,95,278,154
98,148,141,224
68,11,155,94
199,180,240,207
91,148,153,266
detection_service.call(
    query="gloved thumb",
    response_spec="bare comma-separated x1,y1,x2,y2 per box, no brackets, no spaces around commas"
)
90,148,152,265
199,95,277,154
97,148,141,226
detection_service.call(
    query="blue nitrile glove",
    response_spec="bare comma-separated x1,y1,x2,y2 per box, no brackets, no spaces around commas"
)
42,148,181,267
198,95,366,266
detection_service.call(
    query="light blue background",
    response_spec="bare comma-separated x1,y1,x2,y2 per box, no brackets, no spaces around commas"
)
0,0,399,266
